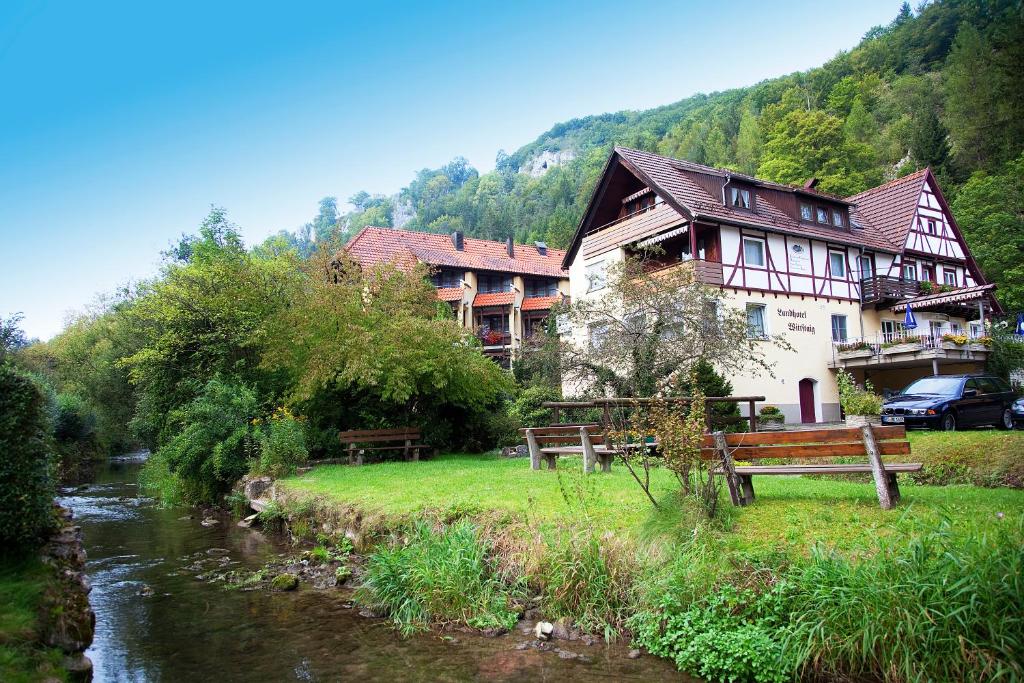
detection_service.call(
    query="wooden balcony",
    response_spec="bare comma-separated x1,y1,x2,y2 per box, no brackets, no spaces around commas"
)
861,276,920,307
647,258,724,285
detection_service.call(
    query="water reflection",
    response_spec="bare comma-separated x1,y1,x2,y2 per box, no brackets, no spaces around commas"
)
61,458,689,682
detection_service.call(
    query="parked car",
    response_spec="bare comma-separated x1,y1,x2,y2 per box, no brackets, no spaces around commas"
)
1012,397,1024,430
880,374,1018,431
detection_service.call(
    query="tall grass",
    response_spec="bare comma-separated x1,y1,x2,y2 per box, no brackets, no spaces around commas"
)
357,521,524,635
786,518,1024,682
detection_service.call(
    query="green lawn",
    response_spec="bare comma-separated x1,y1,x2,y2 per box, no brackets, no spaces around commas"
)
280,430,1024,557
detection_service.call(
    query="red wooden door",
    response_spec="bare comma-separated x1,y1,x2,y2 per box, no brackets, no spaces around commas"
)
798,379,816,423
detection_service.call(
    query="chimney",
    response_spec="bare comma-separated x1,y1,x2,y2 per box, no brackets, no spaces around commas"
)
506,236,515,258
451,231,464,251
535,241,548,256
803,177,819,189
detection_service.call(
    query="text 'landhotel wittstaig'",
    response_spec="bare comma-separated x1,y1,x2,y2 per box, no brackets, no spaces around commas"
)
778,308,816,334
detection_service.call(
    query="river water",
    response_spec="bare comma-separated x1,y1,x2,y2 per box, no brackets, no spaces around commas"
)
59,457,688,682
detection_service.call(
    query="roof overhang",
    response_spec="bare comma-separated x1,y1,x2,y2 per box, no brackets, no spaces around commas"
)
888,284,998,316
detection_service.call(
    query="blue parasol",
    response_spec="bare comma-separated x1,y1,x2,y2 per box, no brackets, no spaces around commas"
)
904,304,918,330
1016,312,1024,336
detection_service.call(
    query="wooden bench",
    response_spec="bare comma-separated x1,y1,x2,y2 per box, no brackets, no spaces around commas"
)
706,425,920,510
520,425,614,473
337,427,427,465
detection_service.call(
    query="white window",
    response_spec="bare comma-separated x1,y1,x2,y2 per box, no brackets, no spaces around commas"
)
730,187,751,209
902,263,917,281
926,219,937,235
969,322,984,338
589,324,608,349
831,314,848,342
943,269,957,287
746,303,767,339
881,319,906,342
585,261,607,292
950,322,963,334
742,237,765,267
829,252,846,278
832,210,846,227
800,203,813,221
858,255,874,279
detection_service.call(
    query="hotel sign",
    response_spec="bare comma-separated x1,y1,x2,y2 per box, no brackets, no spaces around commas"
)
777,308,815,334
788,242,810,274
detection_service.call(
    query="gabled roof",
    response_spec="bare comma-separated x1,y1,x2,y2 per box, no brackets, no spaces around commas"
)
346,227,567,278
845,168,929,247
563,147,900,268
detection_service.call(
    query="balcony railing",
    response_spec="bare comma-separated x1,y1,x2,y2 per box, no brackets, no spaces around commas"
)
478,331,512,348
861,275,920,304
829,331,992,365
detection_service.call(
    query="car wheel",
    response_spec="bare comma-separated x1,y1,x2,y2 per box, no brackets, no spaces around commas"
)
941,412,957,431
998,408,1014,430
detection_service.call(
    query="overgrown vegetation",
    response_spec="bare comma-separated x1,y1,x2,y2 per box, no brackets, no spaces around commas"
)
358,521,524,635
836,368,884,417
0,557,67,683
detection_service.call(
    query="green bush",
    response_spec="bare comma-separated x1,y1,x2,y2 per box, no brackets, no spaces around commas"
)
508,385,560,429
253,408,308,477
836,369,883,416
0,365,56,552
141,378,258,504
357,521,524,635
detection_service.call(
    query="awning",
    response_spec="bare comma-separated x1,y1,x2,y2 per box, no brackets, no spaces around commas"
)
635,225,688,248
889,283,996,312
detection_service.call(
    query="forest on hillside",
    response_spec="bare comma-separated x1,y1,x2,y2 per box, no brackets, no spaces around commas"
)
272,0,1024,312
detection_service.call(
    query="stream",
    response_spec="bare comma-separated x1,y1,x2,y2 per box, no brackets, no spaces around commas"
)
59,457,689,682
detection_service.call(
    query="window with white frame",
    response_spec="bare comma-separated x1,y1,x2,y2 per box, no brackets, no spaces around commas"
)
730,187,751,209
585,261,607,293
943,268,957,287
902,262,917,281
831,314,848,342
881,319,906,342
746,303,767,339
949,322,963,334
969,322,984,338
858,255,874,279
926,218,937,234
829,251,846,278
742,237,765,267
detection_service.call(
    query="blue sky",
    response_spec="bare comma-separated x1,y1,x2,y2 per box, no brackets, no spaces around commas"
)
0,0,901,340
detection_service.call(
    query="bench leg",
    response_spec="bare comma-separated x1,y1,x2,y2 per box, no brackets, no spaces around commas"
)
581,427,597,474
739,475,755,503
411,446,420,462
526,430,541,471
599,454,612,473
544,454,557,470
347,443,355,466
887,472,901,504
356,449,364,466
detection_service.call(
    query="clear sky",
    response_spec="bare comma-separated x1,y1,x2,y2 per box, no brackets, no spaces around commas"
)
0,0,902,340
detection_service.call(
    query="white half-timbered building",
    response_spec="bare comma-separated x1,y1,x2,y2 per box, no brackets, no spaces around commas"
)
562,147,1000,424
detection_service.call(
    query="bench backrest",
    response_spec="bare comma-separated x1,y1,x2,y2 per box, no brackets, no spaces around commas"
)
700,425,909,461
339,427,421,445
520,424,605,446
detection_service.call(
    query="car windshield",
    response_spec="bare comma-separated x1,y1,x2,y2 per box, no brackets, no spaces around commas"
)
900,377,963,396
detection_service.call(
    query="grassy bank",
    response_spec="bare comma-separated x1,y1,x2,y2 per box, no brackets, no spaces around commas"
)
276,432,1024,681
0,557,67,683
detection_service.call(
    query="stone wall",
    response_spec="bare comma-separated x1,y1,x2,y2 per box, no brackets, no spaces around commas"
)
40,504,95,679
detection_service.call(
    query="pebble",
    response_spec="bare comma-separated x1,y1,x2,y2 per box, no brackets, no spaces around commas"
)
627,649,642,659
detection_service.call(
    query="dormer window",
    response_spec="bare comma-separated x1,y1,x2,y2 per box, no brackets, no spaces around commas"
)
729,187,751,210
799,203,813,222
832,210,846,228
816,207,829,224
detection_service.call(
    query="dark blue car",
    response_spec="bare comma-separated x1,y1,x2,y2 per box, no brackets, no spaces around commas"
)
880,374,1018,431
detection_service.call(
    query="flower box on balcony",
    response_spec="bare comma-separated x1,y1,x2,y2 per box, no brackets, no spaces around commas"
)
881,341,920,354
837,348,873,359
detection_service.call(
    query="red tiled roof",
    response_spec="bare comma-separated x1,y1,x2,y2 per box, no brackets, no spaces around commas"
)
345,227,567,278
845,168,929,248
435,287,463,302
612,147,899,253
521,295,562,311
473,292,515,307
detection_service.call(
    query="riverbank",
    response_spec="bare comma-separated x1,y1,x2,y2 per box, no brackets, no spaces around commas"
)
0,505,95,683
265,439,1024,681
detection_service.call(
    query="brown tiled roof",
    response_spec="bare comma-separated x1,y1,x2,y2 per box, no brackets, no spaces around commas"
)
473,292,515,307
521,295,562,311
346,227,567,278
612,147,899,253
845,168,929,247
435,287,464,302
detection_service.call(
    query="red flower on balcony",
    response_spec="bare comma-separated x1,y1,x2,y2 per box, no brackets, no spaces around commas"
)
483,330,504,345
